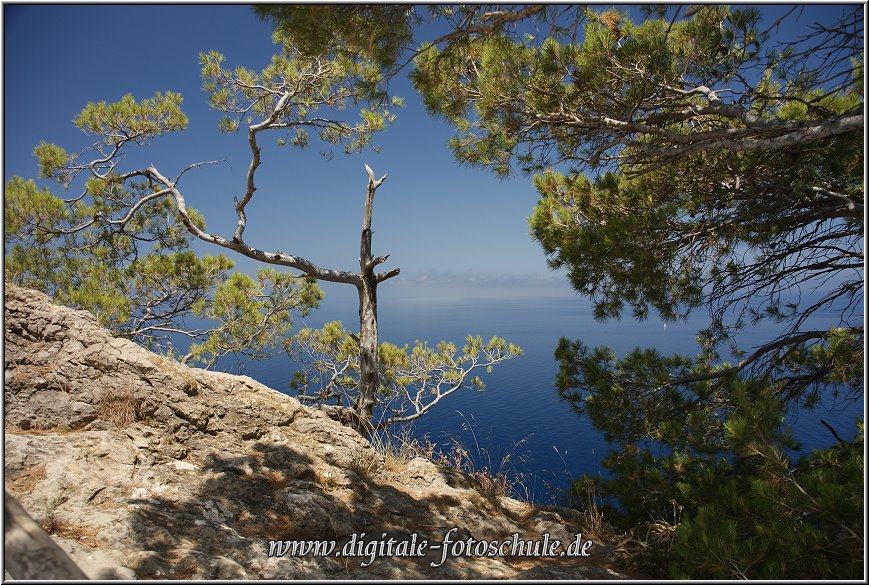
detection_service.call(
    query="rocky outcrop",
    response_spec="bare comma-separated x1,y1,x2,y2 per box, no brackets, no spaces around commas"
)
4,283,628,579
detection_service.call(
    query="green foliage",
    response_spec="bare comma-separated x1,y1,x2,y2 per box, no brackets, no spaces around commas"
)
72,92,187,142
4,177,67,243
33,143,75,185
413,6,863,177
34,92,188,189
199,23,402,156
286,320,521,428
186,269,323,367
253,5,416,71
667,391,863,579
531,171,706,322
409,5,865,578
4,177,323,366
556,337,863,578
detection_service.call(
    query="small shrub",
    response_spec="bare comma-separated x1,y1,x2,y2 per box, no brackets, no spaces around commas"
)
39,494,66,534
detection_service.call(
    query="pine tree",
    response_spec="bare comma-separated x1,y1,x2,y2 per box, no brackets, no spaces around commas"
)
407,5,864,576
11,12,520,436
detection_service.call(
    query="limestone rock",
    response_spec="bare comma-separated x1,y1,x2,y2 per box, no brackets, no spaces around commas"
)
4,283,630,579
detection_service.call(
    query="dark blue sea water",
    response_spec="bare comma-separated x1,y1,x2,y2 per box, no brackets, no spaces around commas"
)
214,290,864,504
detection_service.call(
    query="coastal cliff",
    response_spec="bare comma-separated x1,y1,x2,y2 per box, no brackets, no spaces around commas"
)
4,283,628,579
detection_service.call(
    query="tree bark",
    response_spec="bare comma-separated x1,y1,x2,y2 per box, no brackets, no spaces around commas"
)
351,165,388,436
354,272,378,435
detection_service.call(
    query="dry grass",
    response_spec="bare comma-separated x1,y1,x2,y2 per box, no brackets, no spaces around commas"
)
314,469,342,491
369,426,436,473
574,476,607,540
370,421,532,512
430,413,532,510
236,509,327,542
431,441,521,507
348,452,380,483
260,468,290,490
97,387,141,428
614,514,681,571
237,467,290,491
161,553,200,580
6,463,47,496
52,521,102,548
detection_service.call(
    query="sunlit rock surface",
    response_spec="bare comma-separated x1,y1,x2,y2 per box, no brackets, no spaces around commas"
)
4,283,630,579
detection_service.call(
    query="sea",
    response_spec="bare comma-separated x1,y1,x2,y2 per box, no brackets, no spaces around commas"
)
212,287,865,504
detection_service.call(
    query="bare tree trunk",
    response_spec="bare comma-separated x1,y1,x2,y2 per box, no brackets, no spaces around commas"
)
351,165,389,436
354,273,378,436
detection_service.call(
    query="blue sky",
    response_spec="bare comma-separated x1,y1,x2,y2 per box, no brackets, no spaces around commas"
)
3,4,580,305
2,4,858,307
